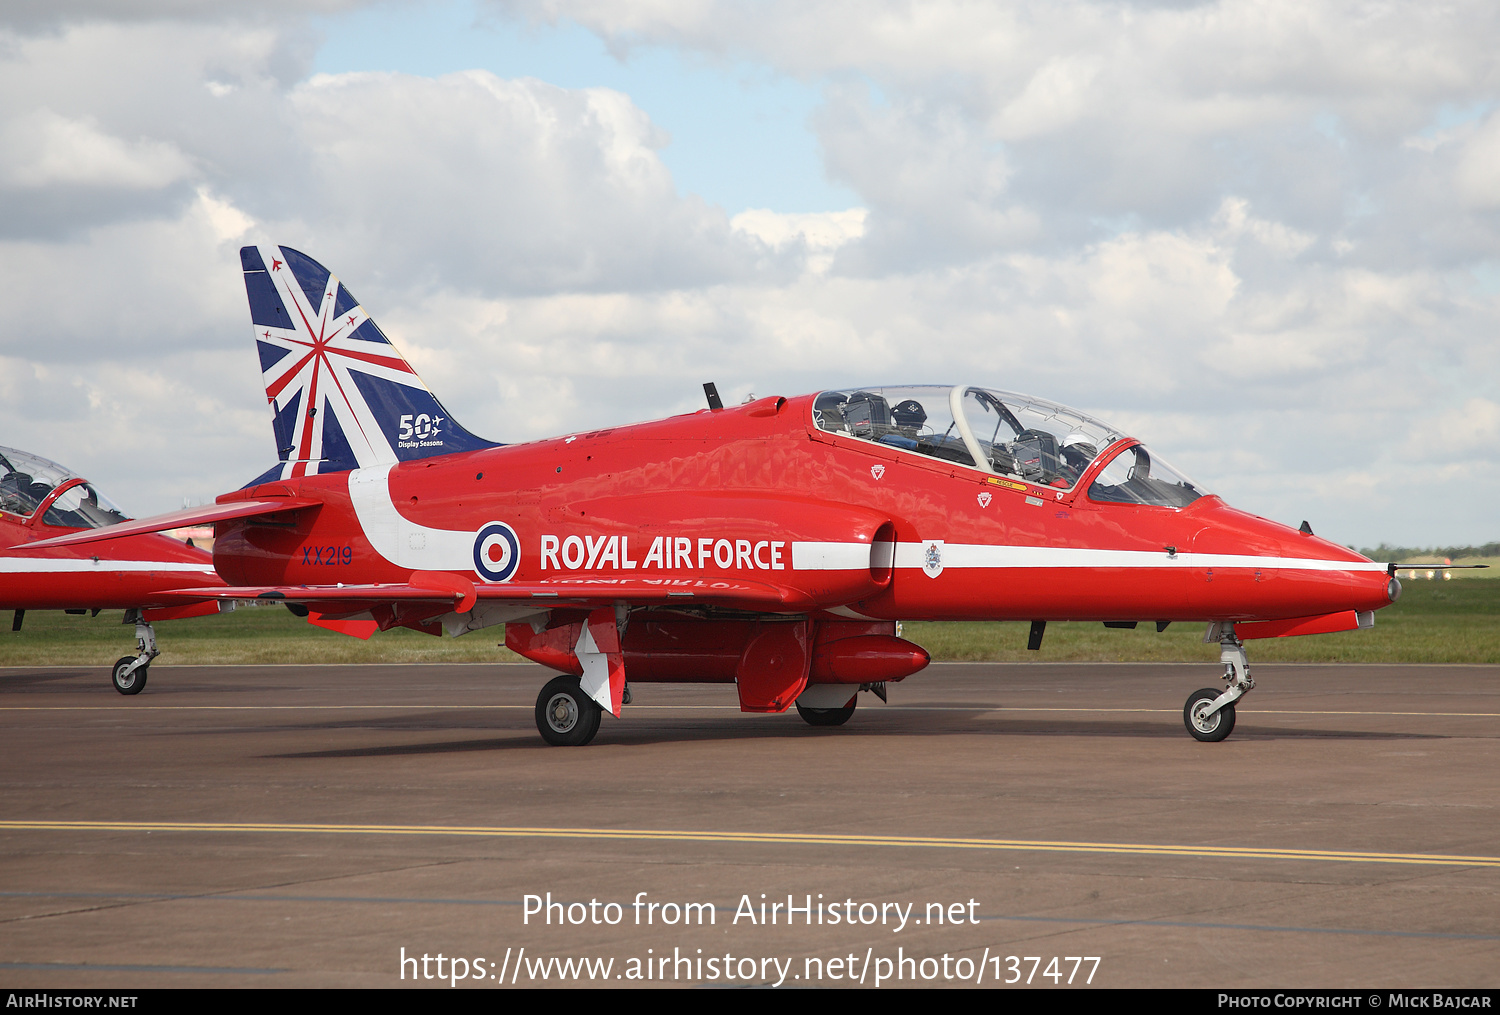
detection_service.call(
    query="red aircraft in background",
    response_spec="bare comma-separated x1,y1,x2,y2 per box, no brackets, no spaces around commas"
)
30,245,1404,743
1,446,226,693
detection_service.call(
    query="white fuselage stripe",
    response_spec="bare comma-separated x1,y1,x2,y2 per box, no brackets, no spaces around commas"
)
790,541,872,570
789,541,1386,574
347,465,475,571
0,559,216,574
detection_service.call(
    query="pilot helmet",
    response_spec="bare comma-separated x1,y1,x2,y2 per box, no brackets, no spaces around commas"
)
1061,432,1098,460
892,399,928,428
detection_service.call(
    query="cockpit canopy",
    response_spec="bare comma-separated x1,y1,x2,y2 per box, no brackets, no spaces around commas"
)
812,385,1206,507
0,446,129,528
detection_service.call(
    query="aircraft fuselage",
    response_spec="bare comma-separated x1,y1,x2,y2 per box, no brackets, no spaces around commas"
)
212,392,1393,626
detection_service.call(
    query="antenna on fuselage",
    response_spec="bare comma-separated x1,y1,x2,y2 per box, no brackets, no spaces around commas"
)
703,383,724,411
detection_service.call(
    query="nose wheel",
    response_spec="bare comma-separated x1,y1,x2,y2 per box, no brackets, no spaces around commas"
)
1182,628,1253,742
110,614,159,696
112,656,148,694
1184,687,1234,741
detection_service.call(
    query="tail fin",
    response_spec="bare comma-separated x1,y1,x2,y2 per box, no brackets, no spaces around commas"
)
239,244,496,483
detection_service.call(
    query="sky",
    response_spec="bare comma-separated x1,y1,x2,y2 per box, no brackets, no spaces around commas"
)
2,0,1498,549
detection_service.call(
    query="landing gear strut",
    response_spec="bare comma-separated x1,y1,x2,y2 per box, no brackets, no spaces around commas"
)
111,612,158,696
1183,629,1254,742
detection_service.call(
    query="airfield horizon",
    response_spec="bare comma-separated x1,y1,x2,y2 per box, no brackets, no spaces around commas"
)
3,577,1496,667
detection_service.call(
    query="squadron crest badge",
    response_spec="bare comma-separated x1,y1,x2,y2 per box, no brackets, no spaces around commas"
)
921,539,944,579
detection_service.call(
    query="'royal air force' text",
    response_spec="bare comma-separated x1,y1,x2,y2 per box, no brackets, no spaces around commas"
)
540,536,786,572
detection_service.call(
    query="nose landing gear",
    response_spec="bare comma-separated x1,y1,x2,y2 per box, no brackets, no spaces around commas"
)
1183,628,1254,742
111,611,159,696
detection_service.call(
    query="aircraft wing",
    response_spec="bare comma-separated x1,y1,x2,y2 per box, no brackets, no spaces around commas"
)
157,573,817,613
22,498,321,550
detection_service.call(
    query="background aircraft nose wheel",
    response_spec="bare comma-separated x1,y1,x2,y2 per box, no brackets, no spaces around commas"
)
1183,687,1235,742
795,701,856,727
535,675,602,746
112,656,147,695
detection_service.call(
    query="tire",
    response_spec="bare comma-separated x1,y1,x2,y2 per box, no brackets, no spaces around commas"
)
795,701,856,727
535,676,602,746
1183,687,1234,742
112,656,147,695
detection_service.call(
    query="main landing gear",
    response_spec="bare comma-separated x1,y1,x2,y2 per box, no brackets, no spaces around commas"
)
535,675,602,746
795,700,855,727
111,611,159,696
1183,629,1254,742
794,682,884,728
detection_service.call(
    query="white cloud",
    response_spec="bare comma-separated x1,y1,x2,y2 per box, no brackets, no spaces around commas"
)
501,0,1500,251
195,187,255,243
1214,197,1315,258
0,109,194,189
1453,112,1500,209
281,69,767,295
0,1,366,31
731,207,866,273
1420,397,1500,459
992,54,1102,140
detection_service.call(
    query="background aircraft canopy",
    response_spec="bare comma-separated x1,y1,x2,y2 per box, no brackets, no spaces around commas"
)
812,385,1208,506
0,446,128,528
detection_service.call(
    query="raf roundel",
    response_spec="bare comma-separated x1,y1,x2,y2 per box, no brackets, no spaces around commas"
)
472,521,521,583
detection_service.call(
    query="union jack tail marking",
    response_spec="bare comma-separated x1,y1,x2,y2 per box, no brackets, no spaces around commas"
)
239,245,495,483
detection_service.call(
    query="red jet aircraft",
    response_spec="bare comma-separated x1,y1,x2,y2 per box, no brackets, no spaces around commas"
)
1,445,227,692
29,245,1403,743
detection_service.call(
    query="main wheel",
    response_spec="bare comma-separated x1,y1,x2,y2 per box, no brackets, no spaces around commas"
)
112,656,147,695
795,701,856,727
535,676,602,746
1183,687,1234,742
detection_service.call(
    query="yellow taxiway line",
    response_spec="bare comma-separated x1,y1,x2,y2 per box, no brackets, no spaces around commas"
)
1,820,1496,868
